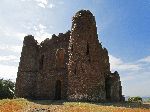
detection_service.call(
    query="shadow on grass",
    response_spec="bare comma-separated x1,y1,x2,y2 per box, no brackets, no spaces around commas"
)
28,99,65,105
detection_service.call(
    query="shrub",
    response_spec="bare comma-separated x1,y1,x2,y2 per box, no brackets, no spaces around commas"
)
128,96,142,103
0,79,15,99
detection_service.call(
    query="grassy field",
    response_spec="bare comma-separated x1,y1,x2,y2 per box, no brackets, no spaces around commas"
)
0,98,149,112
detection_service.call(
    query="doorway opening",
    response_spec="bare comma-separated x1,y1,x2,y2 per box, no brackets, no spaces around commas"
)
55,80,61,100
105,77,111,101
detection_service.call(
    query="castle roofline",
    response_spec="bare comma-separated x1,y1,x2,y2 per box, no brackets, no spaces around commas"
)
39,30,70,47
74,10,93,17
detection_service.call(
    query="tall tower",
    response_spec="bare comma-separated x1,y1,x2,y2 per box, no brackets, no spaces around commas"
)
67,10,106,102
15,35,39,98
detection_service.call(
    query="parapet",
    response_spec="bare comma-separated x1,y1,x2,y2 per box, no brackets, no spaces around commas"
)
72,10,96,28
40,30,70,48
73,10,95,22
23,35,38,46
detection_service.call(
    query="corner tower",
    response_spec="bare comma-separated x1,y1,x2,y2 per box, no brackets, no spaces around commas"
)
67,10,106,102
15,35,39,98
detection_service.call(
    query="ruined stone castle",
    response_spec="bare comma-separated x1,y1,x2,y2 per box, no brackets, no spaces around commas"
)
15,10,124,102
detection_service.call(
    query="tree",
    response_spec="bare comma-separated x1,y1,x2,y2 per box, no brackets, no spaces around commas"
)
128,96,143,103
0,79,15,99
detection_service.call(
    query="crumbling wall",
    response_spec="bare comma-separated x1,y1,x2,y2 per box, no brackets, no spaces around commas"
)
15,35,39,98
67,10,107,102
35,31,70,100
105,71,123,102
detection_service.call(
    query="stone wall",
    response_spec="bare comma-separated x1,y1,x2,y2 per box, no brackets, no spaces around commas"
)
35,31,70,100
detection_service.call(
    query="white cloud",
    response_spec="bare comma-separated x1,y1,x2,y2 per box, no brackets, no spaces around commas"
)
58,1,64,5
0,55,18,62
48,3,55,8
20,0,57,9
122,70,150,96
20,0,49,8
121,75,134,81
0,44,22,53
138,56,150,63
0,23,51,43
11,46,22,53
109,55,141,72
39,24,46,29
0,64,17,81
33,24,52,43
35,0,49,8
109,54,150,96
20,0,30,1
38,3,46,8
35,0,56,9
35,0,48,5
6,32,26,41
0,26,26,41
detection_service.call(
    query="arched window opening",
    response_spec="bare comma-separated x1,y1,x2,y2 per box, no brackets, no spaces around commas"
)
56,48,65,68
39,55,44,70
74,63,77,75
74,67,76,75
105,77,111,101
86,43,89,55
88,57,91,62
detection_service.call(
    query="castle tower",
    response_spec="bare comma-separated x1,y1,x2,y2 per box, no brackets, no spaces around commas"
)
15,35,39,98
15,10,124,102
67,10,106,102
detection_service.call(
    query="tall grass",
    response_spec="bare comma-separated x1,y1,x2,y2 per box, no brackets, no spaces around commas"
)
0,98,29,112
0,99,149,112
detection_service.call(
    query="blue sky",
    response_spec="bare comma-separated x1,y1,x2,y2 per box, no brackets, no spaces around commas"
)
0,0,150,97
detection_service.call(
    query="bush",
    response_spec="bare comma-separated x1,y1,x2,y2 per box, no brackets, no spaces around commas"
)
128,96,142,103
146,98,150,103
0,79,15,99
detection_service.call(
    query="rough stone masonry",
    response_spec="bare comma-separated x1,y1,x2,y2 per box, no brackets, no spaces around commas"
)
15,10,125,102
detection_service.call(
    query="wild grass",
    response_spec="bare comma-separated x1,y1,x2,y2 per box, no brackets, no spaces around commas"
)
0,99,149,112
63,102,150,112
0,98,29,112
